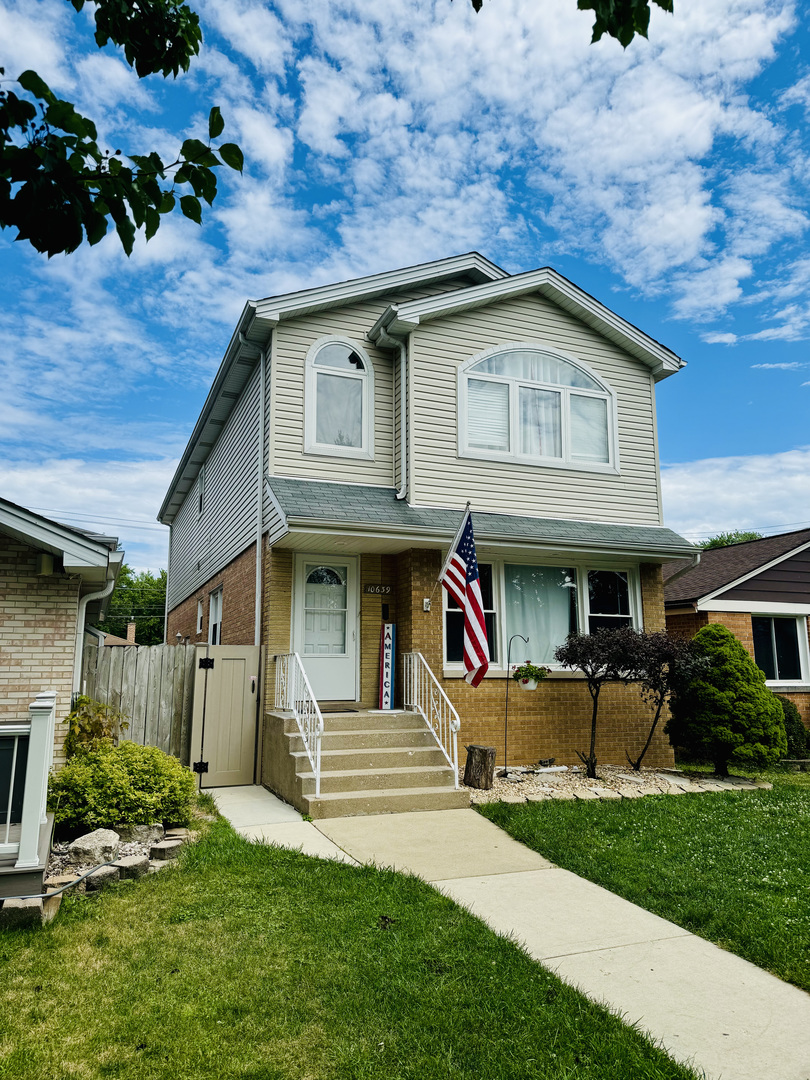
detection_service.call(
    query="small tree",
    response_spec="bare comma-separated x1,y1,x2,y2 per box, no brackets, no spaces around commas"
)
626,632,707,771
776,695,809,759
697,531,763,550
665,624,787,775
554,627,642,779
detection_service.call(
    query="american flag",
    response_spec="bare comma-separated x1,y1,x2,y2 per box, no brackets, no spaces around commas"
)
440,510,490,687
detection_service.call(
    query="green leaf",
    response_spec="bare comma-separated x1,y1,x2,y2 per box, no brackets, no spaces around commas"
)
160,191,176,214
85,210,108,247
144,205,161,241
180,138,210,163
208,106,224,140
180,194,202,224
18,70,54,102
219,142,244,173
115,215,136,256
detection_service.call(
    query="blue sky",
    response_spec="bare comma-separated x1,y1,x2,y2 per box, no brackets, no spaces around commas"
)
1,0,809,570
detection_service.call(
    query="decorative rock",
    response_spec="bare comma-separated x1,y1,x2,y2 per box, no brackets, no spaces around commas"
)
148,859,174,873
754,781,773,790
0,897,44,928
45,873,84,895
150,839,184,861
498,793,527,804
615,773,645,785
85,865,120,891
68,829,120,865
114,854,150,879
42,893,62,923
116,823,164,844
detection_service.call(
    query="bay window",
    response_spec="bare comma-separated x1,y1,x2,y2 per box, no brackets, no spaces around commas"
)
459,344,616,470
444,561,640,672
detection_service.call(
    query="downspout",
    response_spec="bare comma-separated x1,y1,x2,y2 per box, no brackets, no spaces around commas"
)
241,333,267,647
72,576,116,697
376,327,408,500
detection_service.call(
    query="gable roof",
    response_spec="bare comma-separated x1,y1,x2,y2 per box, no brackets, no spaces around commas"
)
158,252,507,525
663,528,810,605
0,496,123,606
369,267,683,381
267,477,695,560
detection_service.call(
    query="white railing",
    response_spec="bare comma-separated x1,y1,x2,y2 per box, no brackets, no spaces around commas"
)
274,654,324,797
403,652,460,787
0,691,56,868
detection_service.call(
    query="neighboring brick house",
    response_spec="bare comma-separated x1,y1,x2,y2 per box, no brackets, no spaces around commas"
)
664,529,810,730
0,497,122,768
160,253,694,812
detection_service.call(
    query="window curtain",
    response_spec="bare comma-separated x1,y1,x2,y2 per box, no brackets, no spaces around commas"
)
519,387,561,458
504,565,577,664
316,373,363,447
571,395,609,463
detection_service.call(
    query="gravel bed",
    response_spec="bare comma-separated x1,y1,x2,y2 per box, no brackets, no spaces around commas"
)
460,763,766,804
47,838,152,879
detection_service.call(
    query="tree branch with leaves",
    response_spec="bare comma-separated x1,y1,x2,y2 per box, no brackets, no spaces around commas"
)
0,0,242,256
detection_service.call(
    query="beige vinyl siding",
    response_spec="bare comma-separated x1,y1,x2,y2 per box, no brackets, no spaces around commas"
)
168,365,261,609
409,293,663,525
272,302,395,485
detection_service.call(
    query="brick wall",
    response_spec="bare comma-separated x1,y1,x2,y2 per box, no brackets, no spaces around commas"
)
395,547,674,769
665,610,708,640
167,543,258,647
0,537,80,766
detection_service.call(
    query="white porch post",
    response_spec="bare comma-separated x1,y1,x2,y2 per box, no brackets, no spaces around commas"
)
15,691,56,869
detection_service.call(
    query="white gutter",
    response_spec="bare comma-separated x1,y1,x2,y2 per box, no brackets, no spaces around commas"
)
72,577,116,696
376,326,408,500
241,333,267,646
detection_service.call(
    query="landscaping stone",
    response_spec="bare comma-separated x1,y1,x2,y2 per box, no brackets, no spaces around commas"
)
42,893,62,923
114,855,150,879
45,873,84,895
150,839,184,861
68,829,120,865
0,898,44,928
148,859,175,873
85,865,120,891
754,781,774,790
498,793,527,804
617,785,644,798
588,786,621,799
572,789,599,801
525,793,550,802
116,823,164,844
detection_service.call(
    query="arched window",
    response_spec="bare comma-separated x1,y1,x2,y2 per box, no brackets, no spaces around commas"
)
305,338,374,459
458,345,616,470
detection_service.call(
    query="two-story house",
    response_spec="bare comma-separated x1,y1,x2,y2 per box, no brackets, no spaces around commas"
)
159,253,694,816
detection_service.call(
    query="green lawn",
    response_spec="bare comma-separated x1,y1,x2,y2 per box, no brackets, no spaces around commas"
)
479,770,810,993
0,820,699,1080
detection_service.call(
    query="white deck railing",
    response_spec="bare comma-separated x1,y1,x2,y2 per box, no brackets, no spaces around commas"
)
274,654,324,797
0,691,56,868
403,652,460,787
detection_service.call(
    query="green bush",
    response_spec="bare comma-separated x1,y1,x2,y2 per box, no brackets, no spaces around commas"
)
63,695,129,759
48,742,197,829
666,624,787,775
777,695,809,759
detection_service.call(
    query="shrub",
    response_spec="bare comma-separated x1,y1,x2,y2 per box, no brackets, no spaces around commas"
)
48,742,197,829
777,696,809,759
666,624,787,775
63,695,129,759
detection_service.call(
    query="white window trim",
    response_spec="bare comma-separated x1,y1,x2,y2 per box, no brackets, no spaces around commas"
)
208,587,223,646
457,341,620,475
196,600,203,635
752,614,810,688
442,556,641,677
304,335,375,461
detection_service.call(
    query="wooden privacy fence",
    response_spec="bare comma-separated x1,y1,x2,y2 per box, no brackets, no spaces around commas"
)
82,643,196,764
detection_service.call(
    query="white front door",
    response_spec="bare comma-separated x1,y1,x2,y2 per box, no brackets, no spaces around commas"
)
293,556,358,701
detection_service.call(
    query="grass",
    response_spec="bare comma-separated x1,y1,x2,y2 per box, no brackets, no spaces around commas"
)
478,768,810,993
0,820,701,1080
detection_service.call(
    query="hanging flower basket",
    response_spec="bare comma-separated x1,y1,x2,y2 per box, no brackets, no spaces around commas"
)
511,663,550,691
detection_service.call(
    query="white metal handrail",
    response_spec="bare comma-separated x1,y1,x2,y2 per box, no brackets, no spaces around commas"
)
0,691,56,868
274,654,324,797
403,652,460,787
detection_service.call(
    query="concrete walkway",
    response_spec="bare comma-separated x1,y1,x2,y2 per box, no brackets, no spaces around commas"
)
212,789,810,1080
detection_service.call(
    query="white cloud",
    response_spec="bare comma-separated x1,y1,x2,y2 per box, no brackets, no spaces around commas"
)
750,361,807,369
703,331,738,344
662,447,810,540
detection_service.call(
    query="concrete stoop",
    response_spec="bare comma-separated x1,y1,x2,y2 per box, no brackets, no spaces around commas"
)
286,711,469,818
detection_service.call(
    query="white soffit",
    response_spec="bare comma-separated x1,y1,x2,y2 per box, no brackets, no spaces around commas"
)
376,267,683,380
0,499,118,580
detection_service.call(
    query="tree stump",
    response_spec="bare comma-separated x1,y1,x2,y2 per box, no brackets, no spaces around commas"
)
464,745,497,789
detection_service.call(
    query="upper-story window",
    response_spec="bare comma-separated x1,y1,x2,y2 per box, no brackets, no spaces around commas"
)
458,344,617,471
305,337,374,460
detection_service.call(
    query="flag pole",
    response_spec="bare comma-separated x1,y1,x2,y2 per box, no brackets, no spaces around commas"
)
429,502,471,607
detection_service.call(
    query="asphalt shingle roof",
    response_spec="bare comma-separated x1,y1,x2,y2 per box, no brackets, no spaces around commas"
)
268,477,694,556
663,527,810,604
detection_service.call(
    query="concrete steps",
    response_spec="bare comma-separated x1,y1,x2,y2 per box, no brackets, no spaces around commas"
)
286,709,469,818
